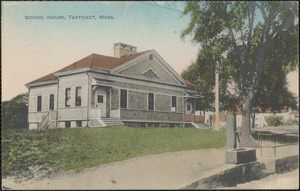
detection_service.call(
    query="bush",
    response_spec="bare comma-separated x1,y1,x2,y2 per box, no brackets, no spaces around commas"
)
2,93,28,130
266,116,283,127
282,120,299,126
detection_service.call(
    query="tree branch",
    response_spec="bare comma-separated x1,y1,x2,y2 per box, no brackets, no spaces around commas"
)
271,17,295,38
256,2,267,22
228,28,246,77
247,2,256,44
244,2,256,79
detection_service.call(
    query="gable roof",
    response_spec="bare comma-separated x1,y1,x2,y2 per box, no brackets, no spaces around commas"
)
111,50,186,86
28,51,149,84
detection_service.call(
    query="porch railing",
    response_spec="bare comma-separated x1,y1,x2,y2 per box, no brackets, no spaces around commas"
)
39,110,58,130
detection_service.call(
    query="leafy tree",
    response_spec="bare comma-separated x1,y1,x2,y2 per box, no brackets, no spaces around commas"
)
181,1,298,147
2,93,28,130
182,25,298,112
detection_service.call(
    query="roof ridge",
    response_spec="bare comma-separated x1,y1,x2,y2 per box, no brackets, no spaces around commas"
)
27,50,151,85
92,50,150,59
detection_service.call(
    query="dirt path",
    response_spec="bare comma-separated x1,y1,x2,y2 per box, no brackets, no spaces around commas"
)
2,142,298,190
2,148,235,190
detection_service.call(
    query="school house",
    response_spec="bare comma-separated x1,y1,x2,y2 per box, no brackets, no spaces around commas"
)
26,43,202,130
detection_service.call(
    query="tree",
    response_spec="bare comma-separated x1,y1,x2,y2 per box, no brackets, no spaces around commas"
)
181,1,298,147
253,25,298,111
2,93,29,130
182,24,298,112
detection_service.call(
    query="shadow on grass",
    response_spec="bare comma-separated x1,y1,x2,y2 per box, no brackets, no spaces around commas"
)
251,131,299,144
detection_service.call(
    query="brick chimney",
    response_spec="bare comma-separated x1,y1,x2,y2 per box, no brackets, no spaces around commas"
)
114,42,137,58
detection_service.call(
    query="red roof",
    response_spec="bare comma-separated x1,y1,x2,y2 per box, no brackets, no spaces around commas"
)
28,51,148,84
289,110,299,114
182,77,198,88
227,106,296,114
254,106,289,113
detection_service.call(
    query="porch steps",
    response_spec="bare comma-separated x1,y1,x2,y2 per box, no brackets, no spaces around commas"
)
193,122,211,129
102,117,124,126
185,122,211,129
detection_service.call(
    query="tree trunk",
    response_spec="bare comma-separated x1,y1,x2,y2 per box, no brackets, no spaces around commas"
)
239,97,258,148
251,111,255,129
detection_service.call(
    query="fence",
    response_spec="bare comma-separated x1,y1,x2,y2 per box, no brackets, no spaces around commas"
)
184,115,205,122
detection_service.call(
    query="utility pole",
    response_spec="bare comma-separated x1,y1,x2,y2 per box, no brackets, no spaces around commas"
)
213,61,220,131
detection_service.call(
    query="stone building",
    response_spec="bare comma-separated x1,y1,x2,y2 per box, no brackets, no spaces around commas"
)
26,43,201,130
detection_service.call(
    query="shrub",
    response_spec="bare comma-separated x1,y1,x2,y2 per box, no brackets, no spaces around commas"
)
2,93,28,130
266,116,283,127
282,120,299,126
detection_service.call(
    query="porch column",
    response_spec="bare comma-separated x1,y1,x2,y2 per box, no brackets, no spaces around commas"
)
106,88,111,118
193,99,196,122
184,98,186,119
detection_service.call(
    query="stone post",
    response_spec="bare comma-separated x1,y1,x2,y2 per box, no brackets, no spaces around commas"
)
226,114,237,149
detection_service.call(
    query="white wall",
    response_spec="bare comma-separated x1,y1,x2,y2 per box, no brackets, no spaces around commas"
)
185,100,194,115
225,111,297,128
254,112,297,127
57,73,89,121
29,123,38,130
204,111,214,126
28,83,57,129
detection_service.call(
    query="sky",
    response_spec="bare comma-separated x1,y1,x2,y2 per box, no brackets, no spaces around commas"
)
1,1,299,101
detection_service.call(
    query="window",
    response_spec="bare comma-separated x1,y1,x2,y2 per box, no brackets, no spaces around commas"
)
37,96,42,112
120,89,127,108
65,121,71,128
97,95,104,103
171,96,176,112
76,121,82,127
148,93,154,111
75,87,81,106
49,94,54,110
187,105,191,111
172,96,177,108
65,88,71,107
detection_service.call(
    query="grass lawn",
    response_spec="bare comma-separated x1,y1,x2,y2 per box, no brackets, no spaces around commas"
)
2,126,225,176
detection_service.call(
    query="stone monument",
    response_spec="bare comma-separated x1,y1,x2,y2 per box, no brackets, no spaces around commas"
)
225,114,257,164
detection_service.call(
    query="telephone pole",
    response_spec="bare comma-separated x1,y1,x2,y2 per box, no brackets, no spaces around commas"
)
213,61,220,131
